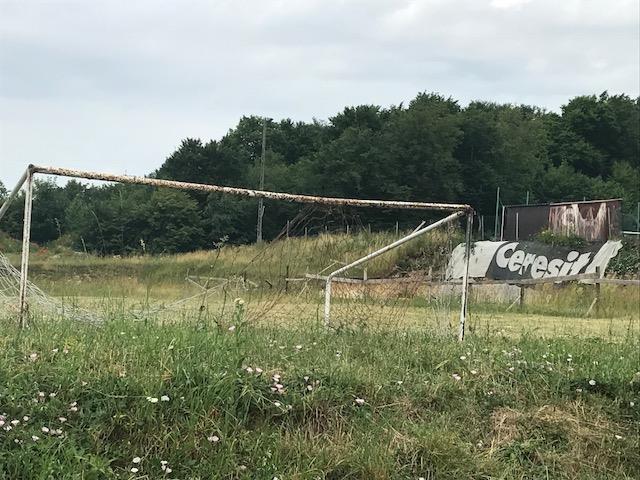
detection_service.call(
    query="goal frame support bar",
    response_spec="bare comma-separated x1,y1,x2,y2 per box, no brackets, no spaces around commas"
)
323,210,473,341
0,164,474,336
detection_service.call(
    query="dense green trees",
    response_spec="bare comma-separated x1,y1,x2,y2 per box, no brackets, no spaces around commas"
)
0,91,638,255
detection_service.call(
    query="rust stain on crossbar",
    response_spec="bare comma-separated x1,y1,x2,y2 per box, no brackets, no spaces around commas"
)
28,165,472,212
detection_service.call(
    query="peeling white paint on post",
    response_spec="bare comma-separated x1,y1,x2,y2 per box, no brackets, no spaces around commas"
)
458,212,473,342
323,211,466,328
18,170,34,327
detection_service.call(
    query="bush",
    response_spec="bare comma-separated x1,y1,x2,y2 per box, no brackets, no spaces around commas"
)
608,238,640,277
534,229,587,248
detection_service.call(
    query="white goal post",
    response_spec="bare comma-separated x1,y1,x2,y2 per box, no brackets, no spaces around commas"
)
0,164,474,340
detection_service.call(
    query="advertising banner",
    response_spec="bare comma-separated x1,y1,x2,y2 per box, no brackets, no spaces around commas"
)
446,240,622,281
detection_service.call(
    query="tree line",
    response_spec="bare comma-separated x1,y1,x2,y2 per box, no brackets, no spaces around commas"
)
0,91,638,255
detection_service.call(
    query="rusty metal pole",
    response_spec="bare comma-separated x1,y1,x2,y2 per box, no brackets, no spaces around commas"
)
18,169,34,328
27,165,472,212
458,212,473,341
257,121,266,243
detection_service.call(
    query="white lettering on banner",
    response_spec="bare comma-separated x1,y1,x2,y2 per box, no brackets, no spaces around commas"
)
495,242,517,268
507,250,525,272
546,258,563,277
521,253,536,273
569,253,592,275
531,256,548,278
493,243,593,279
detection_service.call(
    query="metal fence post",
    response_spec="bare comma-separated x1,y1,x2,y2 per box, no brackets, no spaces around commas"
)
458,212,473,341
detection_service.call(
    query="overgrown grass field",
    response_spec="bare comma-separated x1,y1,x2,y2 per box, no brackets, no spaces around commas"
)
1,232,639,478
0,315,638,479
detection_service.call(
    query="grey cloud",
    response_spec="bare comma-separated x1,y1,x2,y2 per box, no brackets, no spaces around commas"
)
0,0,638,186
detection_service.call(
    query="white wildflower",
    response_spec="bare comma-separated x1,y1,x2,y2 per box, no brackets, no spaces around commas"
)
29,353,38,361
160,395,170,402
132,456,141,464
255,367,263,374
588,379,596,386
58,417,67,423
452,373,462,381
10,419,19,426
614,434,624,440
354,397,365,406
228,325,236,332
207,435,220,443
41,426,49,433
131,467,139,473
23,416,29,422
31,435,40,441
146,397,159,403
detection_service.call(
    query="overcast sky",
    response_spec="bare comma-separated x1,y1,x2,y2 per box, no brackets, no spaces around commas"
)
1,0,638,188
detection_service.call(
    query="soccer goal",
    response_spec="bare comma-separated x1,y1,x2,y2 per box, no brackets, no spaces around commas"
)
0,164,473,340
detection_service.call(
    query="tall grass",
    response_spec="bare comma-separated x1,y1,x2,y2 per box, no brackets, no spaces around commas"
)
0,314,638,479
21,229,456,285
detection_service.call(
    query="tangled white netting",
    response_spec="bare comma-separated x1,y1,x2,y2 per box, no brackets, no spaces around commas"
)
0,252,102,324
